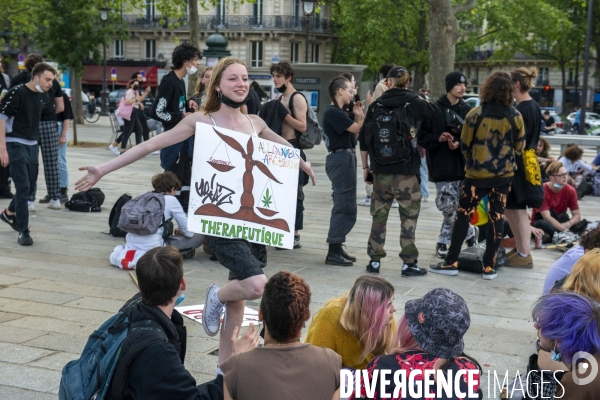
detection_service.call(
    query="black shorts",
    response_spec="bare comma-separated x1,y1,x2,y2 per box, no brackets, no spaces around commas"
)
505,187,527,210
206,236,266,281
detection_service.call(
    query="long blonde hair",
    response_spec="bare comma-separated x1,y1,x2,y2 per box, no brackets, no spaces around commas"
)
325,275,396,362
203,57,246,113
194,66,213,95
563,249,600,301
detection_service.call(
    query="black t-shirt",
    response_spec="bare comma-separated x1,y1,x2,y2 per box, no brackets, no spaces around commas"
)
543,115,555,128
323,104,355,151
40,79,63,121
57,93,73,122
0,84,44,141
516,99,541,149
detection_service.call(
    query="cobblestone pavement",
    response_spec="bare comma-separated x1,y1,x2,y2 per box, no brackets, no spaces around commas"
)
0,118,598,398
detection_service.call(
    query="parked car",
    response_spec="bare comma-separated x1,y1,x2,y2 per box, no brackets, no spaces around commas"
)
108,89,154,118
566,112,600,130
464,96,480,109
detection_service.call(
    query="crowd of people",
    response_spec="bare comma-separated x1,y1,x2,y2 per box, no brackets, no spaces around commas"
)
2,44,600,400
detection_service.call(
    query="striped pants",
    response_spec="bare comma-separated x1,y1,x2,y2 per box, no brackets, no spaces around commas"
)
29,120,60,202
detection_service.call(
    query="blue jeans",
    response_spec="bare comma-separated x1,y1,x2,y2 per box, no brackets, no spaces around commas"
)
420,157,429,199
57,121,68,188
7,142,38,231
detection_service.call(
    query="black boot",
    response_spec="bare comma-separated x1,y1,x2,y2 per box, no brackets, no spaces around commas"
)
60,188,69,204
339,245,356,262
326,244,353,266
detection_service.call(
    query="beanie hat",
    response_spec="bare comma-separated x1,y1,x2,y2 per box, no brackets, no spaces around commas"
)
445,71,467,93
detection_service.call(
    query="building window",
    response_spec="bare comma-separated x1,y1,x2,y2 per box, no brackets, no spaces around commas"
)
145,40,156,60
114,40,123,59
252,0,263,26
293,0,302,27
537,67,549,85
145,0,155,19
291,42,300,64
311,44,319,63
251,41,263,68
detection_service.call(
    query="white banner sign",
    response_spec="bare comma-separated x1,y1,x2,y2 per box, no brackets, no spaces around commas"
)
175,304,260,327
188,122,300,249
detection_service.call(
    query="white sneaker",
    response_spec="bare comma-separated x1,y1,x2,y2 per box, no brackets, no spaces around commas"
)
202,284,225,337
28,201,35,213
48,199,61,210
151,150,160,155
392,199,399,208
357,196,371,206
422,197,429,202
108,144,120,155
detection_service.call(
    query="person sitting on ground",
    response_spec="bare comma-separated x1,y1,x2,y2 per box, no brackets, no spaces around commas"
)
305,275,396,370
541,110,557,135
559,144,597,178
536,137,556,182
543,227,600,294
105,246,259,399
221,271,342,400
592,151,600,169
351,288,482,400
532,291,600,399
531,161,581,244
109,171,203,270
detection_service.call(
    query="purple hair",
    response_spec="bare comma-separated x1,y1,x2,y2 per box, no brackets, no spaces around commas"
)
533,292,600,363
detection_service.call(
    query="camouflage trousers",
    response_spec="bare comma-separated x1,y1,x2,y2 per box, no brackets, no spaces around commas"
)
435,180,475,245
368,174,421,263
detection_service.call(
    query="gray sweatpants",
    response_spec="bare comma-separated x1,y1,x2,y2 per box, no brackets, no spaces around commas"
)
435,180,474,245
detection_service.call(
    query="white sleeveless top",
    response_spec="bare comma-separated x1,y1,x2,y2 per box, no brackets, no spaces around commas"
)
208,113,257,137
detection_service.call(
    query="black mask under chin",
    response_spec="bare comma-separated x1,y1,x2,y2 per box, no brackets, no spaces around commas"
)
220,93,248,109
275,83,287,93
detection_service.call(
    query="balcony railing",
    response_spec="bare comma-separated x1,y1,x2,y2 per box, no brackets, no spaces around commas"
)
122,14,335,34
567,79,579,86
536,79,549,86
463,50,493,61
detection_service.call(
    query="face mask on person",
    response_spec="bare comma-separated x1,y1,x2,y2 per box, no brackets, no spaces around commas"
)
186,64,198,75
275,83,287,93
175,293,186,306
132,84,139,90
34,78,44,93
551,343,562,362
553,182,564,189
219,92,248,108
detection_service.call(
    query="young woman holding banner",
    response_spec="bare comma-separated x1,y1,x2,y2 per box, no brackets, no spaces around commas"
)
75,57,316,368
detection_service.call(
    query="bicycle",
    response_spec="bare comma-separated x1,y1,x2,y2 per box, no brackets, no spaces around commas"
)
84,97,100,123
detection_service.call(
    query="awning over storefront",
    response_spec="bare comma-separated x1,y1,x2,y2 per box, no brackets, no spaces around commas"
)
82,65,161,87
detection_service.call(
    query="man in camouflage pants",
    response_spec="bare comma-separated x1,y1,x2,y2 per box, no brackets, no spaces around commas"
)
368,174,421,269
358,66,440,276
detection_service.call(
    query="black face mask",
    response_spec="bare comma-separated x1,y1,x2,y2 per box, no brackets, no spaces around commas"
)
275,83,287,93
133,85,139,90
220,93,247,109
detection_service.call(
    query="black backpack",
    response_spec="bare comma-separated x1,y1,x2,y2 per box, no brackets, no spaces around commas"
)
108,193,132,237
365,102,416,164
65,188,105,212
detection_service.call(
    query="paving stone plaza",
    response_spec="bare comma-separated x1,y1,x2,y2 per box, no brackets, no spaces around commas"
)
0,118,598,399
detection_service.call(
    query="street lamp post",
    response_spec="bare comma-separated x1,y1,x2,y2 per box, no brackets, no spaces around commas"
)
579,0,594,134
303,1,316,63
100,6,110,117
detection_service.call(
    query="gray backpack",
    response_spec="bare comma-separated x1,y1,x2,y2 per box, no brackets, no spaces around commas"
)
117,192,165,236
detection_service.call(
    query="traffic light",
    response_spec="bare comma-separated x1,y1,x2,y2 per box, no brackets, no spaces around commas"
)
544,85,551,91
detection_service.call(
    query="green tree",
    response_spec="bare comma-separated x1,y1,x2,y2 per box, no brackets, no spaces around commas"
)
0,0,40,52
331,0,429,89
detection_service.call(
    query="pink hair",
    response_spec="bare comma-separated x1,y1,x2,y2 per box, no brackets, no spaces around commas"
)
391,315,423,354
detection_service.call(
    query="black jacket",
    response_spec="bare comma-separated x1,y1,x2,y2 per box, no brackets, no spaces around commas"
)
107,297,222,400
152,71,193,171
418,95,471,183
358,88,440,176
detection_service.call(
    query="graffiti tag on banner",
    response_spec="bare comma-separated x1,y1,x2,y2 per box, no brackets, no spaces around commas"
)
188,122,300,249
175,305,260,327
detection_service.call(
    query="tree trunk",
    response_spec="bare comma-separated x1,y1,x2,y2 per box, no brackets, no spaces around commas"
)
560,63,567,115
188,0,200,97
72,69,85,126
413,9,428,93
413,69,426,93
427,0,459,98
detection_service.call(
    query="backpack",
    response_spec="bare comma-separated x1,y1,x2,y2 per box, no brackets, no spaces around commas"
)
289,92,323,150
59,296,167,400
108,193,133,237
117,192,166,236
365,102,416,164
65,189,105,212
457,243,508,273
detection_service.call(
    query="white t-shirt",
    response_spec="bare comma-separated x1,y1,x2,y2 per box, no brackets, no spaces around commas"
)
558,156,593,174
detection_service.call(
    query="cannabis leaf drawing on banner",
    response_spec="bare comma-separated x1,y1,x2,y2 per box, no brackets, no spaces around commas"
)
261,188,273,208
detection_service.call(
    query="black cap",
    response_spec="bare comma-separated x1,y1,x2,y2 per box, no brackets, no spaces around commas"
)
387,66,409,79
445,71,467,92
